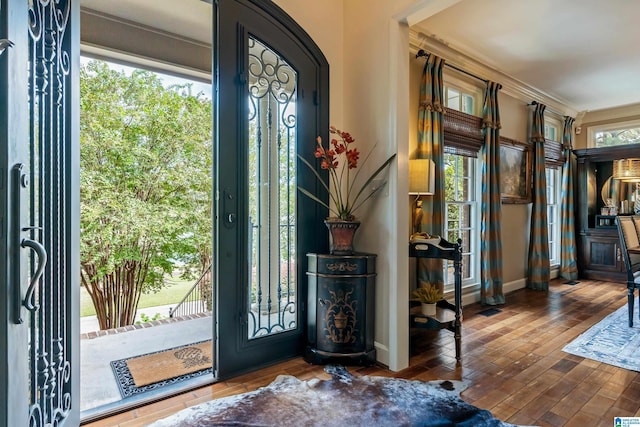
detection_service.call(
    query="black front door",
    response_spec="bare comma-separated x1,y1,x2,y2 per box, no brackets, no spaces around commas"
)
0,0,80,425
214,0,328,378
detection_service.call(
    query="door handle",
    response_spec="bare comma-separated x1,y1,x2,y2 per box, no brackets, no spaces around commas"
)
12,163,48,323
21,239,47,312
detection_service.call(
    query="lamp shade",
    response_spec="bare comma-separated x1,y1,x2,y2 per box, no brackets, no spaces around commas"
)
409,158,435,195
613,158,640,182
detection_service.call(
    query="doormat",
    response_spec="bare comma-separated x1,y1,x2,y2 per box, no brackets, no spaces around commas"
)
478,307,502,317
148,365,527,427
563,280,580,285
563,304,640,372
110,340,213,398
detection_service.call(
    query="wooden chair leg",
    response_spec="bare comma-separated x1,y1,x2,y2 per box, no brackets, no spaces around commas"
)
629,285,635,327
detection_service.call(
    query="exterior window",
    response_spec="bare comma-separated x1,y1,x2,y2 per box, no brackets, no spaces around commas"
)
441,77,482,290
445,87,474,115
546,167,561,265
543,116,561,266
544,116,561,143
544,124,557,142
595,127,640,147
444,82,481,116
444,153,477,287
590,119,640,148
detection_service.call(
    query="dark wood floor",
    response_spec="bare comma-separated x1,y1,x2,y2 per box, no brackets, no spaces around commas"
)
84,278,640,426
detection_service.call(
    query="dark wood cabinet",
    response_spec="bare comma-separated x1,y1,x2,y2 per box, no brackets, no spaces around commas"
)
305,253,376,365
574,144,640,281
408,238,463,362
581,231,623,278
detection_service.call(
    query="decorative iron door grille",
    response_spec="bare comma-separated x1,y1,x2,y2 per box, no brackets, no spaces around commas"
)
247,36,298,339
22,1,76,425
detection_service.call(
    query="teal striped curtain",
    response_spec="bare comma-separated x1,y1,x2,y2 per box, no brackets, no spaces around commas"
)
559,116,578,280
417,55,445,289
480,82,505,305
527,103,550,290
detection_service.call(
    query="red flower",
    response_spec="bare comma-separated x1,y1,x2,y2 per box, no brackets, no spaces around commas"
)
299,126,396,221
341,132,354,144
346,149,359,169
332,139,346,154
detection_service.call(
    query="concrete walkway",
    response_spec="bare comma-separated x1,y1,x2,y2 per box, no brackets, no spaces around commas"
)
80,313,213,416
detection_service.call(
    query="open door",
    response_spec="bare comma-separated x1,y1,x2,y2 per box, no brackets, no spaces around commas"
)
214,0,328,378
0,0,80,425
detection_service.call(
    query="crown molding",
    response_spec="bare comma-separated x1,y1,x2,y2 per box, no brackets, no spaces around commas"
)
409,29,578,119
581,102,640,125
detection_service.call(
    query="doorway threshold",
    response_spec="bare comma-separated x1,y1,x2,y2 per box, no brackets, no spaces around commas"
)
80,315,214,422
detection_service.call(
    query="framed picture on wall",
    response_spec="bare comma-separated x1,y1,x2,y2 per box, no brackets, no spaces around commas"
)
499,137,532,204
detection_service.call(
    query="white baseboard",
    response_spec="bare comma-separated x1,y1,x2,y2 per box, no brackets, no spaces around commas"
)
454,277,532,307
374,341,389,366
457,267,559,307
503,277,528,295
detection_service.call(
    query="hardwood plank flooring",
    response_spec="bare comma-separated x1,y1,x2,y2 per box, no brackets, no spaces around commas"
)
83,279,640,426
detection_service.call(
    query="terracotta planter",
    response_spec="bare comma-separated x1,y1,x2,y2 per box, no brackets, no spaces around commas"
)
325,219,360,255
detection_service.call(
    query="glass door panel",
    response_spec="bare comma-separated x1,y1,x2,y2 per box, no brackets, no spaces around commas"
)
247,37,297,339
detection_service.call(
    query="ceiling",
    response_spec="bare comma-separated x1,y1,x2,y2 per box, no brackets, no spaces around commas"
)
412,0,640,113
80,0,640,114
80,0,211,43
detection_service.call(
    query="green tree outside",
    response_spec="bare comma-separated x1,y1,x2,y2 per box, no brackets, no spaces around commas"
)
80,60,212,330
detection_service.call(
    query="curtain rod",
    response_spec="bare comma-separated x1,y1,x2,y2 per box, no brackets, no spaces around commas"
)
416,49,488,84
529,100,567,118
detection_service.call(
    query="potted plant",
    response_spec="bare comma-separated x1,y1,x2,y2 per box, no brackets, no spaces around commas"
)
298,126,396,254
411,283,443,316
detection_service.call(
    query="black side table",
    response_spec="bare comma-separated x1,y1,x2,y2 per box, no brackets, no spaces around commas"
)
409,237,463,362
305,253,376,365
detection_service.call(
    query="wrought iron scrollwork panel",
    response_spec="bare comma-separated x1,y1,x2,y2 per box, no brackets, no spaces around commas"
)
247,37,298,339
27,0,72,425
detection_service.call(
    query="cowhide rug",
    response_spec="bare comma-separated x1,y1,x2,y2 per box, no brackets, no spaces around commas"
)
149,365,528,427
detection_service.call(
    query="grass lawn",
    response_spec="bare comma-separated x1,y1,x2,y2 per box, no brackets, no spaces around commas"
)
80,276,195,317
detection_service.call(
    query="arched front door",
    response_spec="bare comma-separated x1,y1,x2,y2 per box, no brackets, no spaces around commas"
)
214,0,329,378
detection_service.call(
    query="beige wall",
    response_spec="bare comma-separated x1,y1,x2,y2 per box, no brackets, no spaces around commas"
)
273,0,345,127
342,0,424,371
498,94,532,284
276,0,419,370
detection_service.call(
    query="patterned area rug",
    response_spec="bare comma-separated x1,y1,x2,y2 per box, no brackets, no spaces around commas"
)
563,304,640,371
110,341,213,398
149,365,530,427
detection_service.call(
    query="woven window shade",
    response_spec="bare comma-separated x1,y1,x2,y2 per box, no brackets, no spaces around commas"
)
442,107,483,158
544,139,565,168
613,158,640,182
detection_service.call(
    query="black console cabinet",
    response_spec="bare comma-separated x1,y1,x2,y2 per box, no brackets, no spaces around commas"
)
305,253,376,365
